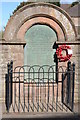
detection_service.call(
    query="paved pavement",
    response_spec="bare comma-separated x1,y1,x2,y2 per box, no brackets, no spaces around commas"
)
1,114,80,120
2,112,80,120
1,102,80,120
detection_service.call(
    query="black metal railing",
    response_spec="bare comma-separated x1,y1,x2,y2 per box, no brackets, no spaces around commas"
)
5,61,75,113
5,61,13,112
62,61,75,112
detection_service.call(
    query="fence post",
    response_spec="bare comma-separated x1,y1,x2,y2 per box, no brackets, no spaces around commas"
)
72,63,75,111
62,73,64,103
67,61,71,104
10,61,13,104
6,63,10,112
5,74,8,111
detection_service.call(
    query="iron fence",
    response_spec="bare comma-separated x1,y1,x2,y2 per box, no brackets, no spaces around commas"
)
5,61,75,113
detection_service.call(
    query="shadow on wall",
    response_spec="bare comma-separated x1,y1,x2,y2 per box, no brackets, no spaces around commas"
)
52,42,58,63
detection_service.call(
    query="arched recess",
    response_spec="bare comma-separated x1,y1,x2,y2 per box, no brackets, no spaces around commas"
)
17,16,65,41
4,2,77,42
24,24,57,66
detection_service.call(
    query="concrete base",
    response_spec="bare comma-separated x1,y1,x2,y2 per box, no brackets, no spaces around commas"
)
2,103,80,119
2,112,80,120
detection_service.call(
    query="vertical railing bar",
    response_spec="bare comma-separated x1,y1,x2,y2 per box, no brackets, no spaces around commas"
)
42,67,44,112
56,66,59,112
65,64,68,112
40,80,41,108
5,74,9,112
15,77,17,112
69,65,71,108
36,83,38,111
7,63,10,112
28,71,30,112
47,68,49,112
69,70,71,109
13,67,17,112
9,62,11,109
18,72,20,112
23,68,25,112
67,61,71,104
43,69,45,112
33,69,35,112
10,61,13,105
56,64,58,112
72,63,75,111
28,83,29,112
36,81,37,105
5,74,7,111
36,70,37,108
37,68,39,112
52,68,54,112
23,80,25,112
56,82,58,112
62,73,64,111
31,69,34,111
14,77,16,112
45,79,46,111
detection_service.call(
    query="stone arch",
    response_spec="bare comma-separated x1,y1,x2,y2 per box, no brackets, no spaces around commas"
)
17,16,65,41
4,2,77,42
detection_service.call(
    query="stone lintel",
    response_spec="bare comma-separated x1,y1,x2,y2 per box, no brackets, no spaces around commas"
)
0,39,26,45
56,41,80,45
